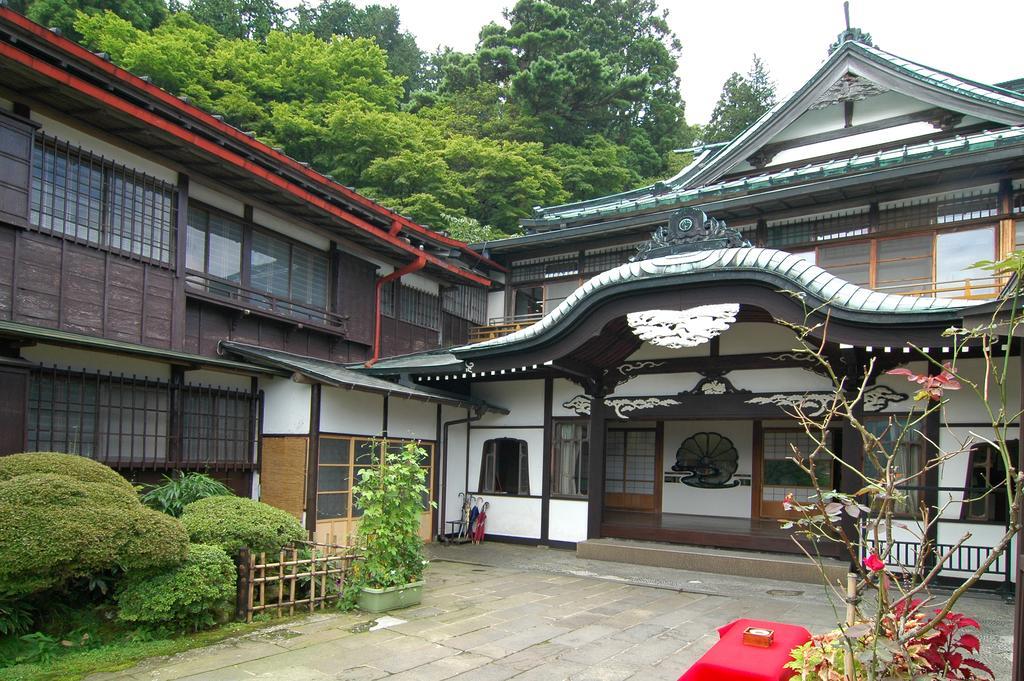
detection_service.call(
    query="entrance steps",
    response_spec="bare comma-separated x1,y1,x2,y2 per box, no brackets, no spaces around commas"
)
577,538,848,585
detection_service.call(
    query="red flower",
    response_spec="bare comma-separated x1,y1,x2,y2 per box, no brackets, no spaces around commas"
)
782,492,795,511
863,553,885,572
886,362,961,401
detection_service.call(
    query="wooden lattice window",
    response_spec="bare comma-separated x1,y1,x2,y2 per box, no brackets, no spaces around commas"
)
551,421,588,498
316,437,434,520
961,441,1014,522
30,134,176,265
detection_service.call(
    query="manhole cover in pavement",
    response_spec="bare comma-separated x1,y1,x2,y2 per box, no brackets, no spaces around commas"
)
766,589,804,597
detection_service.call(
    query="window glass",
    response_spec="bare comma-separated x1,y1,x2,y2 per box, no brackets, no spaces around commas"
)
863,417,924,515
208,214,243,282
291,247,329,310
514,287,543,317
251,232,291,299
962,441,1013,522
185,207,207,272
935,227,995,296
818,242,870,285
552,421,588,497
479,438,529,494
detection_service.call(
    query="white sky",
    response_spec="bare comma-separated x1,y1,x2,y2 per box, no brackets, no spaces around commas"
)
293,1,1024,124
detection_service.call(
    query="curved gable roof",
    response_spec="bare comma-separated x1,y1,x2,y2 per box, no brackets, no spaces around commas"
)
455,248,985,359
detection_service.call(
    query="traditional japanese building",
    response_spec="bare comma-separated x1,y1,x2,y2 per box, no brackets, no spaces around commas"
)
0,6,504,540
358,30,1023,590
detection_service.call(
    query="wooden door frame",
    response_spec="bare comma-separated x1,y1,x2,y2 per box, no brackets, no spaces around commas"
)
604,425,659,512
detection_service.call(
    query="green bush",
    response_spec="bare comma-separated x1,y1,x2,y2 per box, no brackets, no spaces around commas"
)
115,544,235,631
180,496,306,556
0,452,134,493
142,472,234,517
0,473,188,597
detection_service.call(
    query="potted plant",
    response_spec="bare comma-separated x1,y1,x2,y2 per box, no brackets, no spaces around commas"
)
352,441,432,612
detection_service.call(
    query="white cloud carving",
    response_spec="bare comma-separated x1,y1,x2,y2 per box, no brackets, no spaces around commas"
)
626,304,739,348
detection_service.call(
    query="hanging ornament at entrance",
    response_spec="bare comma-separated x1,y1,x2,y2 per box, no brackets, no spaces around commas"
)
672,432,741,489
626,304,739,348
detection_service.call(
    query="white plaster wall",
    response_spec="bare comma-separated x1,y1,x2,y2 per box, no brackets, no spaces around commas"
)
474,495,542,539
185,369,253,391
262,378,311,434
252,208,330,251
468,426,543,497
549,499,589,543
936,426,987,519
936,522,1017,583
403,272,440,295
32,112,177,184
942,356,1020,424
628,341,707,360
189,181,245,217
319,387,384,436
661,420,752,518
729,368,834,393
611,373,698,398
719,322,802,355
387,398,438,441
487,291,505,322
552,378,586,418
440,408,470,526
20,345,170,380
471,380,544,427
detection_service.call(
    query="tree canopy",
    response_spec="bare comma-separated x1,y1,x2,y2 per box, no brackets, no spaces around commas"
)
15,0,697,237
701,55,777,145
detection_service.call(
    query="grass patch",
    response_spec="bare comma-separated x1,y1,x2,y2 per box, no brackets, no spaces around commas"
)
1,617,304,681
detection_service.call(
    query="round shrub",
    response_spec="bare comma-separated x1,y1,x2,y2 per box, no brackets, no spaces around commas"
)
180,496,306,555
0,473,188,597
119,508,190,572
0,452,135,492
115,544,235,631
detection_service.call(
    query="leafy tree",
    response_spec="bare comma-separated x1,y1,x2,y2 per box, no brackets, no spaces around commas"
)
702,55,776,145
294,1,424,96
181,0,285,40
21,0,167,40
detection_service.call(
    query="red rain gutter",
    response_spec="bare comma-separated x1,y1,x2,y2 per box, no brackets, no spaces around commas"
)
365,256,427,367
0,9,505,274
0,39,490,287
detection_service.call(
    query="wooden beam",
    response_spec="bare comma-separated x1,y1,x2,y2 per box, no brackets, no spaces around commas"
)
541,377,553,542
304,383,321,536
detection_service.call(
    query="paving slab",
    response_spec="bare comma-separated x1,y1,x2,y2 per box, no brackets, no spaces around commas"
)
85,543,1015,681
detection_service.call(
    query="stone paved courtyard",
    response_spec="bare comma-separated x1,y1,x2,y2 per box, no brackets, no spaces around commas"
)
87,544,1016,680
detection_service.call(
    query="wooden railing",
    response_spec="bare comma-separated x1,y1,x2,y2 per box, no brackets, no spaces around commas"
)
236,541,361,622
872,276,1004,300
468,312,545,343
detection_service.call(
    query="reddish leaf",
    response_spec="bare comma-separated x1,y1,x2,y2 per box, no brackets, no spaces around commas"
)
961,658,995,678
958,616,981,630
957,633,980,653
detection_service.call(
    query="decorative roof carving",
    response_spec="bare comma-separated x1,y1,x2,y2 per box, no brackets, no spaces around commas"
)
626,304,739,349
632,208,749,261
811,73,890,110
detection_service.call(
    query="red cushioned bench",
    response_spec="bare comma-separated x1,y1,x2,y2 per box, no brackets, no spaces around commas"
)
677,618,811,681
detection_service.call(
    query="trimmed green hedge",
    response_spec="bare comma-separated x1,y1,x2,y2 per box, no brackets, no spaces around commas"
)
0,452,135,492
180,496,306,555
0,472,188,597
115,544,235,631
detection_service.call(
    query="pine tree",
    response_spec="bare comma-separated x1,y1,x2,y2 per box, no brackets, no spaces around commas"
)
702,55,776,145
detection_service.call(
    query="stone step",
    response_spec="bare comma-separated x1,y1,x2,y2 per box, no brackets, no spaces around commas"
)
577,538,849,585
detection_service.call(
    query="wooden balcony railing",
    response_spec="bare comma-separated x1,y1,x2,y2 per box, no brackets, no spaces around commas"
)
468,312,544,343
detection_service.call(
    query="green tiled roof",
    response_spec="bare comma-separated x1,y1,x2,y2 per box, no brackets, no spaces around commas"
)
523,125,1024,226
220,341,506,413
458,248,985,353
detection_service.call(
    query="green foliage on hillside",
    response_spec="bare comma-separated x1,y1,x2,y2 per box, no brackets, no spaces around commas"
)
15,0,698,236
701,55,777,145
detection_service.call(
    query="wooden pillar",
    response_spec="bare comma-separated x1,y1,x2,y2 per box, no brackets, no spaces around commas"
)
1014,352,1023,681
923,362,942,561
304,383,322,537
0,364,29,456
171,174,189,351
168,365,185,468
839,348,865,570
586,396,607,539
540,377,553,543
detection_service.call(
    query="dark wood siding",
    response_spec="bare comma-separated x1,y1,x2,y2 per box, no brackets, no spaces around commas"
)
0,111,33,228
441,312,470,347
0,228,175,347
335,251,377,345
381,318,440,357
0,367,27,455
184,298,368,363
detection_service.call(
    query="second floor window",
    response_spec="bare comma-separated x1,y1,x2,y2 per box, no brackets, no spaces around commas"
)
30,134,176,264
186,204,330,322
